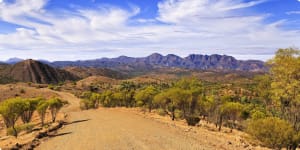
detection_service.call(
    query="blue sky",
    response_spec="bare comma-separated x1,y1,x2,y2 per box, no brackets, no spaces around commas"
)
0,0,299,61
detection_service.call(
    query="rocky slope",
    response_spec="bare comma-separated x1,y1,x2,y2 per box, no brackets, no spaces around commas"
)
0,59,78,84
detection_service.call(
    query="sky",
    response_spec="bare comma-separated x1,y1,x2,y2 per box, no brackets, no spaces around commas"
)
0,0,299,61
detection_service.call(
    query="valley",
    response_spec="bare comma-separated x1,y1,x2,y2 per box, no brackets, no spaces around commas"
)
0,49,299,150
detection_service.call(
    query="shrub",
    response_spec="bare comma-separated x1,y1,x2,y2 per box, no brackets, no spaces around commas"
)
21,98,42,123
80,99,97,110
48,98,66,122
247,117,294,149
7,123,34,136
185,116,200,126
0,98,27,137
250,110,266,120
37,101,49,126
174,110,183,119
157,108,167,116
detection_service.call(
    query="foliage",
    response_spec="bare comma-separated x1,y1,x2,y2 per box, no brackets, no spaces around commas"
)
134,85,159,112
247,117,295,149
7,123,34,136
20,98,42,123
80,92,100,110
185,116,200,126
267,48,300,132
219,102,243,131
48,97,67,122
0,98,27,136
36,100,49,126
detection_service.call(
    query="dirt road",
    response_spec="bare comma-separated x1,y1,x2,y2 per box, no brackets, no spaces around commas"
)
37,108,213,150
36,92,265,150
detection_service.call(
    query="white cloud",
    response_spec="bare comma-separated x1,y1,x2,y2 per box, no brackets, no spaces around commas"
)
0,0,299,61
286,11,300,15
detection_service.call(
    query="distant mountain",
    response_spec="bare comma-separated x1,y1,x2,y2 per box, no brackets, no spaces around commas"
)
5,57,24,64
52,54,267,72
0,59,79,84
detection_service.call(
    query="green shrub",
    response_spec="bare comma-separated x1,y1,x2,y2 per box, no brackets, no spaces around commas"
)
48,98,66,122
7,123,34,136
0,98,27,137
157,108,167,116
37,101,49,126
185,116,200,126
250,110,266,120
247,117,294,149
48,84,54,90
80,99,97,110
174,110,183,119
21,98,42,123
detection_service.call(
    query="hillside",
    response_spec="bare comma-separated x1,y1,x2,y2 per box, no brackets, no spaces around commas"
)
52,53,267,72
63,67,127,79
0,60,79,84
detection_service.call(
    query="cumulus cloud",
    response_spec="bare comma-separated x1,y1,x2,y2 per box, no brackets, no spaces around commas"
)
0,0,299,61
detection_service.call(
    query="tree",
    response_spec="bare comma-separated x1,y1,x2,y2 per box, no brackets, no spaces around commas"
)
99,90,114,107
247,117,295,149
154,88,191,120
134,86,159,112
20,98,42,123
268,48,300,132
219,102,243,131
48,98,66,123
80,92,100,109
254,75,273,111
119,81,136,107
174,78,203,115
37,100,49,126
0,98,27,137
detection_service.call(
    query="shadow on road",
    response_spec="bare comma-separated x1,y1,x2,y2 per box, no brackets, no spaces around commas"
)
49,132,73,138
65,119,91,125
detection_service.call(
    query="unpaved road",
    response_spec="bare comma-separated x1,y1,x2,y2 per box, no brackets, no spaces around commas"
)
36,92,265,150
37,108,211,150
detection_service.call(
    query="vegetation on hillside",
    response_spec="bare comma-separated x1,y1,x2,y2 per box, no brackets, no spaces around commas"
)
78,48,300,149
0,48,298,149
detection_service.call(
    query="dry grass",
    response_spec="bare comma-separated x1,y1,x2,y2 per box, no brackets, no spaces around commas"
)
0,83,59,102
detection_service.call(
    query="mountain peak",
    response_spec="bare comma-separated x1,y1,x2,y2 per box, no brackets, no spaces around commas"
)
8,59,78,84
148,53,163,57
5,57,24,64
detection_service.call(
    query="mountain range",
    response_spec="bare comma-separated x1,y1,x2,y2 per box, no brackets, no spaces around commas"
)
0,54,267,84
51,53,266,72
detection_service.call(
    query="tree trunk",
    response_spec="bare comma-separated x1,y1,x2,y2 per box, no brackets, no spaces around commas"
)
218,115,223,131
172,107,175,121
12,125,18,137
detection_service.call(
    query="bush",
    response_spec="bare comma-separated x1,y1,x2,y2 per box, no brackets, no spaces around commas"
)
21,98,42,123
80,99,97,110
174,110,183,119
48,98,66,122
157,108,167,116
37,101,49,126
247,117,294,149
185,116,200,126
0,98,27,137
7,123,34,136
